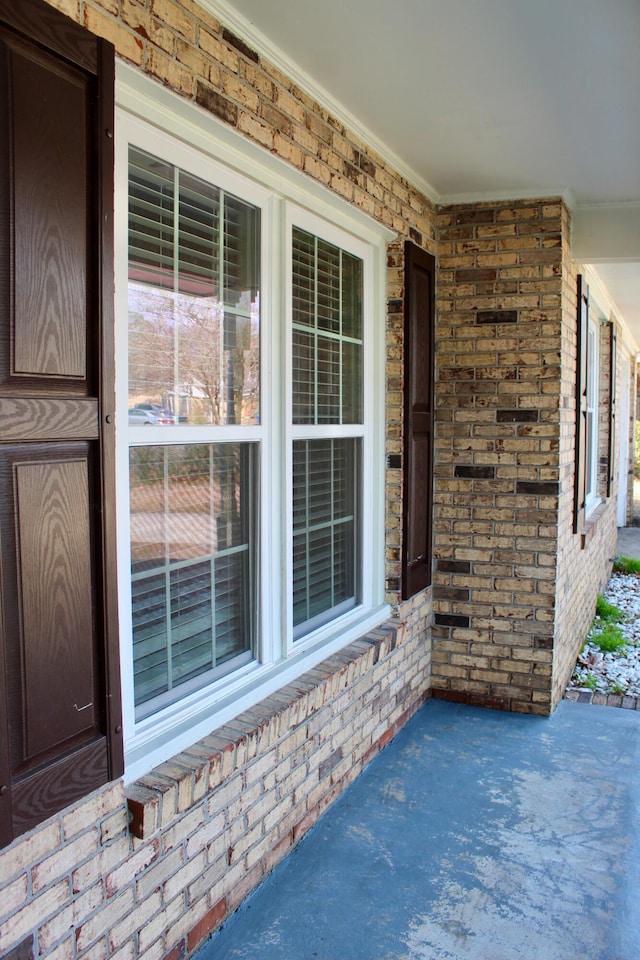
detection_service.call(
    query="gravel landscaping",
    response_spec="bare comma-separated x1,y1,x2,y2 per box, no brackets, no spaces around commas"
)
565,569,640,705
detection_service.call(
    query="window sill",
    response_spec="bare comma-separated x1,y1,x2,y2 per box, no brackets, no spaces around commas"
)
581,499,606,550
126,619,405,839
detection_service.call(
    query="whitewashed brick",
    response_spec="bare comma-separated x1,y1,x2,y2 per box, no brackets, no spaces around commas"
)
184,811,225,859
0,821,62,886
0,873,28,923
32,829,99,893
109,889,162,948
38,882,104,951
63,784,125,840
75,889,135,953
139,895,186,953
105,839,160,896
0,879,70,953
72,836,130,893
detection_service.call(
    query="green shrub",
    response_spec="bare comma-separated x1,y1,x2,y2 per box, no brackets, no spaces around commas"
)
595,594,625,622
590,622,627,653
612,555,640,575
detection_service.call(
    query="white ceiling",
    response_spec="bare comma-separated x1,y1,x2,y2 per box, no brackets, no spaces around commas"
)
213,0,640,345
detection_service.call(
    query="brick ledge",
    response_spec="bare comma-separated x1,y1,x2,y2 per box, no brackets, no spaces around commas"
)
563,688,640,709
126,620,409,839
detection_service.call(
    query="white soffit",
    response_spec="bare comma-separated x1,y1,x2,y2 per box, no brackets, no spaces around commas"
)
203,0,640,342
207,0,640,206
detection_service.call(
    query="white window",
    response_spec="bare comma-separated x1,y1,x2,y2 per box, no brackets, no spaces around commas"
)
585,316,599,508
289,219,364,640
115,71,389,779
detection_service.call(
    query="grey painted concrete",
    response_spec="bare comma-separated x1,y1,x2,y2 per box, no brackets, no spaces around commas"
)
198,699,640,960
617,526,640,560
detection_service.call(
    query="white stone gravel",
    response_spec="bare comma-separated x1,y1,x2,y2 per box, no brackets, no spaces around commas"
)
568,573,640,697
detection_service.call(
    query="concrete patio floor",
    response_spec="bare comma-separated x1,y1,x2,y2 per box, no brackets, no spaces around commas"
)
197,698,640,960
617,525,640,560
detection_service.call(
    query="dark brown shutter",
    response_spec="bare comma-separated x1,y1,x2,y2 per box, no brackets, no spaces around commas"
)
0,0,122,846
607,321,616,498
402,242,435,600
574,275,589,534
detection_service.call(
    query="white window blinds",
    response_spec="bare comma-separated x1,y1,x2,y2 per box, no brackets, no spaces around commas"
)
292,227,363,425
291,227,364,638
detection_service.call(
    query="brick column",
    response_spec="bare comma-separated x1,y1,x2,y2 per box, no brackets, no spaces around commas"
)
433,200,565,714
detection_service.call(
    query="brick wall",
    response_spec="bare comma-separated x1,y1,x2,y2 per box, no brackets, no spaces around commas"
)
432,200,564,714
552,248,618,709
0,622,431,960
0,1,437,958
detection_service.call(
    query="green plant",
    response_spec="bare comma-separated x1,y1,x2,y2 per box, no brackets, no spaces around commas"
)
582,672,598,690
612,555,640,575
595,594,625,622
590,622,627,653
607,681,628,695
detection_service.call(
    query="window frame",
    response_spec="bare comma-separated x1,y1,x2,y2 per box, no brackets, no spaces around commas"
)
585,312,599,512
124,136,268,722
115,67,390,782
284,203,375,654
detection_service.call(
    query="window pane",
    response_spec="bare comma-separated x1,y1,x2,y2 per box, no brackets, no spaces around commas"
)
341,251,363,340
292,439,359,637
128,147,260,426
292,329,314,423
178,171,220,298
316,240,340,334
317,336,340,422
130,443,256,715
341,340,362,423
292,227,363,425
292,228,314,328
129,150,175,290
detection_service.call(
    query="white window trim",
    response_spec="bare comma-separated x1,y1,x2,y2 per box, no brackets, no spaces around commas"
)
115,65,391,783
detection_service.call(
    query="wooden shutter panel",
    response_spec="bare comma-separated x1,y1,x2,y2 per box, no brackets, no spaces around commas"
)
0,0,122,846
574,275,589,534
402,242,435,600
607,321,617,498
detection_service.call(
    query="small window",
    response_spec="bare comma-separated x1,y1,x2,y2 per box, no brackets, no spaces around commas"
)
585,317,599,509
574,274,616,534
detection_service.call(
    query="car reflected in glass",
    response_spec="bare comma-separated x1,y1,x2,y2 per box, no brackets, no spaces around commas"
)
128,405,176,425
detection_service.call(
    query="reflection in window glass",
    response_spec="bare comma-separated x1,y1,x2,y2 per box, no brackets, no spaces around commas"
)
292,227,363,425
129,443,257,716
128,147,260,426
